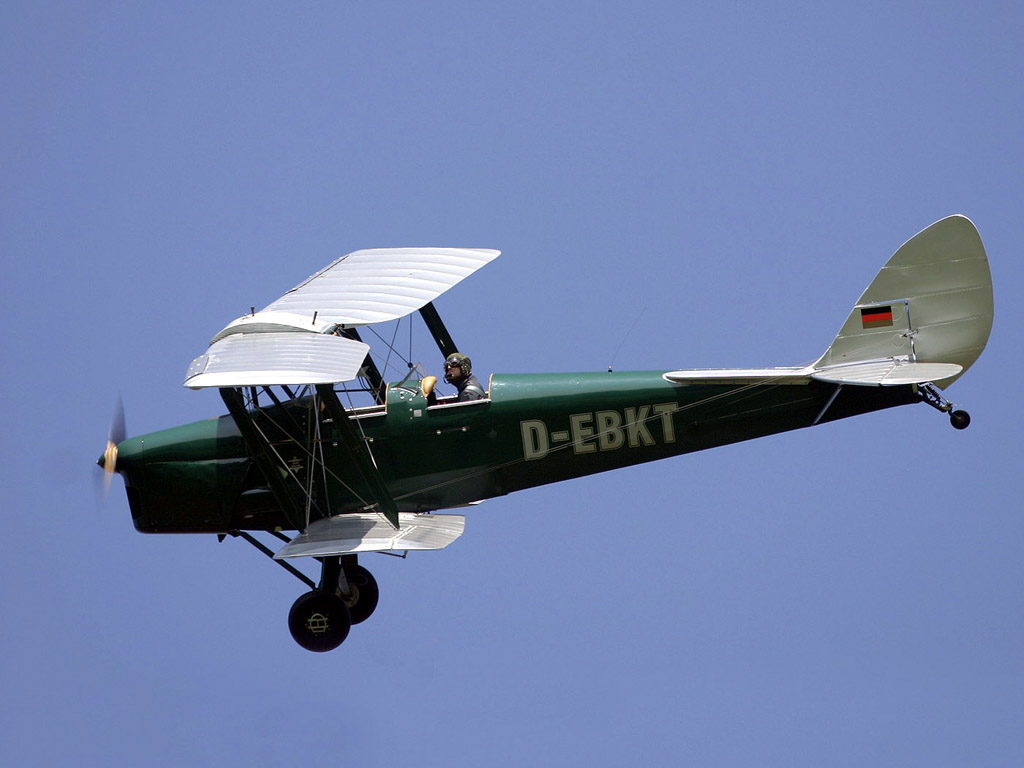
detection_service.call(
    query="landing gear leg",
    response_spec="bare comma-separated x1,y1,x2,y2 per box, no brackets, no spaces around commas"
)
916,383,971,430
341,558,379,625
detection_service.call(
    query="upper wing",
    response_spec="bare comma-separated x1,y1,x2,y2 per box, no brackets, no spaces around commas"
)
212,247,500,342
185,247,499,389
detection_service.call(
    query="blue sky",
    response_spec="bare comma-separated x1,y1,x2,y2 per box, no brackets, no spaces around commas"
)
2,3,1022,765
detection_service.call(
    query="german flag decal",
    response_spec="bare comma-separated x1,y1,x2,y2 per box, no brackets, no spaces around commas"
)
861,305,894,328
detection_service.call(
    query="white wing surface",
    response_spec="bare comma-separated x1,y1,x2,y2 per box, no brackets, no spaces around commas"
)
185,333,370,389
274,512,466,557
213,247,500,341
185,247,499,388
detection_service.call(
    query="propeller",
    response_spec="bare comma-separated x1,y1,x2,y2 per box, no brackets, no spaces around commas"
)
100,396,126,494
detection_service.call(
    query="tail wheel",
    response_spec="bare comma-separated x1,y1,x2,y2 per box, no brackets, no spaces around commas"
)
950,409,971,430
343,565,380,625
288,590,351,652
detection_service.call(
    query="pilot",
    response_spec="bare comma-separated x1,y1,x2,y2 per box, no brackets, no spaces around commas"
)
444,352,486,401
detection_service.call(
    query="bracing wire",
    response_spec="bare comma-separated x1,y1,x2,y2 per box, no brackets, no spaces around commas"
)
251,389,371,508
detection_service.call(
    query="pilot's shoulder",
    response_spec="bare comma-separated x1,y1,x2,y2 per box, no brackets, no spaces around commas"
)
460,379,486,401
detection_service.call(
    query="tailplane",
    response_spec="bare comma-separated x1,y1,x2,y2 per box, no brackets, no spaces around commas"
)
812,215,993,389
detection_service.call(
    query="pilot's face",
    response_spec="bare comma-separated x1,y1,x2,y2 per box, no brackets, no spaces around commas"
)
445,362,464,382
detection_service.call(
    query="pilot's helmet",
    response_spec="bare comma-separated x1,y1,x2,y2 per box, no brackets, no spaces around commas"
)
444,352,472,378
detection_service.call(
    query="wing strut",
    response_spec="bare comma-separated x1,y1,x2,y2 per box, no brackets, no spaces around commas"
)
220,387,307,532
339,327,387,405
315,384,401,529
418,301,459,358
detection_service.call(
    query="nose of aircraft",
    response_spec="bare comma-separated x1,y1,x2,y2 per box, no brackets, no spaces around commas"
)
96,435,144,475
97,396,131,475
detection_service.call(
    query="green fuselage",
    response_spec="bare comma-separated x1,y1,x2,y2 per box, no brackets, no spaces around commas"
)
116,372,918,534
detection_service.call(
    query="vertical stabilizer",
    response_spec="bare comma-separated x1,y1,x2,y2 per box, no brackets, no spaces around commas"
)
813,215,993,388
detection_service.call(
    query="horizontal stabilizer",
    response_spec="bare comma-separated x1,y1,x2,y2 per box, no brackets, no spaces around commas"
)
274,512,466,558
811,360,963,386
664,367,810,385
184,332,370,389
663,359,964,388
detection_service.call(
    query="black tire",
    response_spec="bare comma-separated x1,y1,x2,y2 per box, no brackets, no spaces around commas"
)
950,410,971,430
288,590,351,652
344,565,380,625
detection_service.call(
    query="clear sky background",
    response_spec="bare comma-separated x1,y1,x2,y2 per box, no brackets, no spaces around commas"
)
2,3,1022,766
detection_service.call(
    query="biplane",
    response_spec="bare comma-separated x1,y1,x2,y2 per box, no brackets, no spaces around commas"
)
99,215,993,651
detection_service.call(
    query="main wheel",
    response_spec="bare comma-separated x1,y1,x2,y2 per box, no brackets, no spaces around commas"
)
950,409,971,430
288,590,351,652
343,565,380,625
